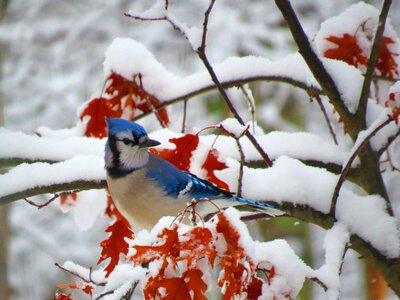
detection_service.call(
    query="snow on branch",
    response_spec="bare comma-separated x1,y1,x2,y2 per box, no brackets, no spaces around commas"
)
0,129,103,167
0,155,106,205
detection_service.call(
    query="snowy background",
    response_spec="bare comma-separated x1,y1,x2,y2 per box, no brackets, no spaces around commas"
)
1,0,400,299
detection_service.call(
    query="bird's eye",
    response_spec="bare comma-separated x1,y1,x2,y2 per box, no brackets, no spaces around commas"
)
122,138,132,145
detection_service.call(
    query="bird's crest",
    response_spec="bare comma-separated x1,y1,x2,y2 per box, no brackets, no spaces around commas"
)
106,118,147,137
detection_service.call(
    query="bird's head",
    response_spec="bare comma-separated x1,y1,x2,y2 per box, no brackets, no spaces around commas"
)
105,118,160,176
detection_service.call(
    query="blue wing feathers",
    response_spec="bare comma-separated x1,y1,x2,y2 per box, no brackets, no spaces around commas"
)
146,154,191,197
146,153,275,210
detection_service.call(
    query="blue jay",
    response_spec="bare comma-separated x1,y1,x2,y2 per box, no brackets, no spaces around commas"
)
105,118,281,229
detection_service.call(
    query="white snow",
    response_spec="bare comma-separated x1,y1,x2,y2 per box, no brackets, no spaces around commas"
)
0,155,105,200
0,130,104,162
336,190,399,258
366,101,399,151
313,223,350,300
103,265,147,300
62,261,106,284
219,156,399,259
321,58,363,113
103,38,179,99
219,118,248,138
58,189,108,231
220,208,313,299
103,38,319,102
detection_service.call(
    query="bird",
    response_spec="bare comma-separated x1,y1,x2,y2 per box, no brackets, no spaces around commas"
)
104,118,281,229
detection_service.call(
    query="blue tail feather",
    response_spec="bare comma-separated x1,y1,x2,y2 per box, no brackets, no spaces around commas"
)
234,196,275,209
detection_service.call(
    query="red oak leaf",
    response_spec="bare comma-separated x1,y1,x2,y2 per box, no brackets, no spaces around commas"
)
216,213,253,299
324,33,368,67
266,266,276,285
179,226,216,267
376,37,399,80
184,269,208,300
247,275,263,300
145,277,190,300
130,224,179,266
79,97,119,138
57,283,93,296
59,193,78,208
202,149,229,191
151,134,199,171
52,294,72,300
144,269,207,300
98,218,134,277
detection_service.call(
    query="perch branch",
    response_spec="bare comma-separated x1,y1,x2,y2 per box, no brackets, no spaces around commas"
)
0,180,106,205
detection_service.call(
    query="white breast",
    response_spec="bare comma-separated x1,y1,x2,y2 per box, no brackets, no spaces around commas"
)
106,170,188,229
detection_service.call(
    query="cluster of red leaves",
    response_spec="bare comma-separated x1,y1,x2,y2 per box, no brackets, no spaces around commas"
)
216,213,263,299
79,72,169,138
53,283,93,300
129,212,269,300
324,33,399,80
151,133,229,190
325,34,369,68
131,224,213,300
385,91,400,124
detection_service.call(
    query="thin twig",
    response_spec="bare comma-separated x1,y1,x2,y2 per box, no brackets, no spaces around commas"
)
24,193,61,209
338,245,349,277
357,0,393,119
197,51,273,166
218,123,249,197
330,117,394,215
239,85,256,134
181,99,188,133
312,94,338,145
309,276,328,292
199,0,216,52
377,125,400,156
386,149,400,172
234,137,245,197
240,212,271,221
55,263,107,286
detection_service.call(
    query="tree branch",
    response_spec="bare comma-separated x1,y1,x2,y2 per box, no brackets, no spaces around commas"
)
274,0,351,128
132,75,322,123
0,180,106,205
330,117,394,215
357,0,392,119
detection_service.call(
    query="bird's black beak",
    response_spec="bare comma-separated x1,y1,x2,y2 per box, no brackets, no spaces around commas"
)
140,138,161,148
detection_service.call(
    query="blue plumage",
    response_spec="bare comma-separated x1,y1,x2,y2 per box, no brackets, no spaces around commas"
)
104,118,280,229
106,118,147,137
